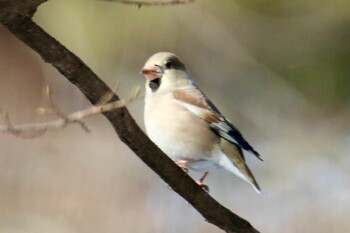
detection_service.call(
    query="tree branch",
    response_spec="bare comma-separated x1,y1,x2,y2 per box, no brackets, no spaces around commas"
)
100,0,194,8
0,1,259,233
0,85,142,138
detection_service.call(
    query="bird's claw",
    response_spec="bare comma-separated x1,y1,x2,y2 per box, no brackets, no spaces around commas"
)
197,182,209,192
197,171,209,192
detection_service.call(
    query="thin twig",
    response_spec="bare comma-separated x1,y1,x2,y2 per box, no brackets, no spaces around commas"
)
96,80,120,106
0,86,142,139
100,0,194,8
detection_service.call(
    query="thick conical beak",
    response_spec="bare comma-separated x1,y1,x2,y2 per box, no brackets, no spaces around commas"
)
140,65,162,80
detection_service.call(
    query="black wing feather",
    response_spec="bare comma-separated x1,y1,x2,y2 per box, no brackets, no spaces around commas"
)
197,88,262,161
186,81,263,161
210,119,263,161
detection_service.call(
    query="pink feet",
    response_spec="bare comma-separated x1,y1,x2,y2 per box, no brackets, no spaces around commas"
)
197,172,209,192
175,160,210,192
175,159,190,173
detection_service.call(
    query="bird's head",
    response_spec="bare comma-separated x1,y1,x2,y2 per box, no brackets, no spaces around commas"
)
141,52,189,94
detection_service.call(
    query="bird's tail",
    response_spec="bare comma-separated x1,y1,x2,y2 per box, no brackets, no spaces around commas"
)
219,139,261,193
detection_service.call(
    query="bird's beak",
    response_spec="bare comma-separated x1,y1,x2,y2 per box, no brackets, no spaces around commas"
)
140,65,162,80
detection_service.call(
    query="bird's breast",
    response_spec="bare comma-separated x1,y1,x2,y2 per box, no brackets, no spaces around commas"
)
144,93,219,161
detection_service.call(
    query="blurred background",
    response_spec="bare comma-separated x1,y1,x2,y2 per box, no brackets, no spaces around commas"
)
1,0,350,232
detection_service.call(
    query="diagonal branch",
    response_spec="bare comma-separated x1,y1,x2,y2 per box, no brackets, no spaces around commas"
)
0,1,259,233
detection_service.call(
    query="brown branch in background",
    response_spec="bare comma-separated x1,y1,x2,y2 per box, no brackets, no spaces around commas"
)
0,1,259,233
0,86,142,138
101,0,194,8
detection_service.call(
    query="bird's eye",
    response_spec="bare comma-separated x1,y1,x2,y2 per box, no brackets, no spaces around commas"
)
164,61,172,69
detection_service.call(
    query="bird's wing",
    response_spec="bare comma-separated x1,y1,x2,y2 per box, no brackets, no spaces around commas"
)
173,86,262,161
220,138,261,192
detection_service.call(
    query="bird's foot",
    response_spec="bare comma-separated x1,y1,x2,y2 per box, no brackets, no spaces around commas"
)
175,159,191,173
197,182,209,192
181,167,189,173
197,172,209,192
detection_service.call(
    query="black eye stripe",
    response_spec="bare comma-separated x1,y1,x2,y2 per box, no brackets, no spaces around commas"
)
163,56,185,70
165,61,172,69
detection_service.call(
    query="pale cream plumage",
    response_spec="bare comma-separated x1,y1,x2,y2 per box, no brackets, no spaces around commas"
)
141,52,261,192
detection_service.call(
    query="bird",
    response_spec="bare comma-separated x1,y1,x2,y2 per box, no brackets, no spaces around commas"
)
140,52,262,193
